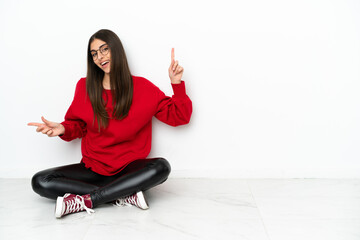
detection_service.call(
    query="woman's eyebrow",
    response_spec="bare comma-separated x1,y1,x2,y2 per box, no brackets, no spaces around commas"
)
90,43,107,52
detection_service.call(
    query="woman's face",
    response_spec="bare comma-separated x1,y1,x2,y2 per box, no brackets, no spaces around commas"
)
90,38,111,74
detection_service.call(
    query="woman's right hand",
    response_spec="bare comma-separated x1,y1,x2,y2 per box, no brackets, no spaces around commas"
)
28,116,65,137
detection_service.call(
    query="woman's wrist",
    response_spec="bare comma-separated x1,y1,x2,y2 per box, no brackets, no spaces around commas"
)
171,79,182,84
59,123,65,136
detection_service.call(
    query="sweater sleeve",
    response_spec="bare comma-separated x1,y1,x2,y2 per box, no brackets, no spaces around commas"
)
59,81,87,142
155,81,193,126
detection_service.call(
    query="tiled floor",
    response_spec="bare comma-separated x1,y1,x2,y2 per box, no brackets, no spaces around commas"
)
0,178,359,240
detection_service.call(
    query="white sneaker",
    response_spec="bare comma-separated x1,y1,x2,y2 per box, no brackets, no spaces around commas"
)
114,191,149,210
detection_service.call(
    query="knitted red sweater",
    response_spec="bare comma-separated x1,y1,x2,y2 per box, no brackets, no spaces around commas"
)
59,76,192,176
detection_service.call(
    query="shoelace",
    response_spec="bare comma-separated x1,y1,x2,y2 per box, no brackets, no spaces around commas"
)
64,195,95,215
114,195,138,207
115,198,131,207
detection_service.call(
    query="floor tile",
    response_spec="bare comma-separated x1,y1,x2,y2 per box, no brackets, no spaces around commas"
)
252,196,360,220
247,179,360,197
263,219,360,240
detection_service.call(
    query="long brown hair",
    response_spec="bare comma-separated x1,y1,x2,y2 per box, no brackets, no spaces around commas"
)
86,29,133,131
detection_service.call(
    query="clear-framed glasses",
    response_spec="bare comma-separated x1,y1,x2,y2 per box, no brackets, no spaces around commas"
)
90,44,109,60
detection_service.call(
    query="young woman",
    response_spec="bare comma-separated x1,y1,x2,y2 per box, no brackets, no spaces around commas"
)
28,29,192,218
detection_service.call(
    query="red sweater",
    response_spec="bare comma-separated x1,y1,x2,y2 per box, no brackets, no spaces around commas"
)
59,76,192,176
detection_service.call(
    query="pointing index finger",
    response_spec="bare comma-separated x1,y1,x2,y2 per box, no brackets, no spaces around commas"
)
171,48,175,62
28,122,42,127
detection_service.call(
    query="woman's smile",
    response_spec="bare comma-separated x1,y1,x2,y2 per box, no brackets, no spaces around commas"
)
100,60,110,69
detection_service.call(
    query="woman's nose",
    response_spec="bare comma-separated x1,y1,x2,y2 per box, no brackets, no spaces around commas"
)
98,52,104,60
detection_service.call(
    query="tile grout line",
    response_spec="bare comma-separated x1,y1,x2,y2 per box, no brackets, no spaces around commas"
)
246,179,272,240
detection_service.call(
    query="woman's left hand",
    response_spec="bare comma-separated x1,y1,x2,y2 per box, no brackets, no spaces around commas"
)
168,48,184,84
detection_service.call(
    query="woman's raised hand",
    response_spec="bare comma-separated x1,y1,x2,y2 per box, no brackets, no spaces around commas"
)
27,116,65,137
168,48,184,84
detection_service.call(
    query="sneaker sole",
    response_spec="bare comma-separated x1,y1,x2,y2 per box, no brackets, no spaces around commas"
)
137,191,149,210
55,196,64,218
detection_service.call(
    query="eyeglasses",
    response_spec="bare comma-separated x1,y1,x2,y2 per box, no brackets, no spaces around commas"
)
90,44,109,60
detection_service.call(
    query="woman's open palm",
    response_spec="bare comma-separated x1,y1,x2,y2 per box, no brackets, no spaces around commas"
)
28,116,65,137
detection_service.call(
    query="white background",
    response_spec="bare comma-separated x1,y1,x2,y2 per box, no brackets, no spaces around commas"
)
0,0,359,178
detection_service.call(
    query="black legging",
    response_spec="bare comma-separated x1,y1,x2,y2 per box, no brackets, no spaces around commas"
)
31,158,171,207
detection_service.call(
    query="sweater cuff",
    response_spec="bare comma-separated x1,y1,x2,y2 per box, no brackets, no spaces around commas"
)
171,80,187,97
59,122,72,141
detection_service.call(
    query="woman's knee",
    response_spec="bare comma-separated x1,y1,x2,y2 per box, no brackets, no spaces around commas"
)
153,158,171,178
31,172,42,195
31,171,46,195
31,169,57,198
